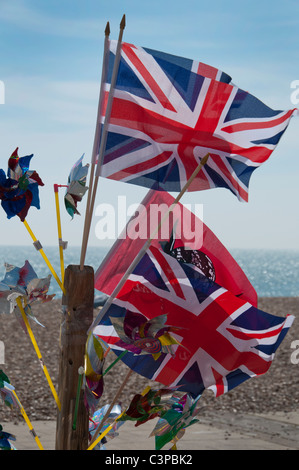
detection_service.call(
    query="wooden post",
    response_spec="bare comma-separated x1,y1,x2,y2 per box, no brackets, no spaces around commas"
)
55,265,94,450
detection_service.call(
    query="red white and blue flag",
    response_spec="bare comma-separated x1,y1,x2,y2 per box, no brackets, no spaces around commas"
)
99,40,296,201
93,245,294,398
95,189,257,306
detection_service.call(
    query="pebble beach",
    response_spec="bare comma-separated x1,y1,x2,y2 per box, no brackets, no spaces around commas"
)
0,296,298,424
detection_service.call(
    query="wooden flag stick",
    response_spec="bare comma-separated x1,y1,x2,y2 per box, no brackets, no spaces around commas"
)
11,389,44,450
80,21,111,270
80,14,126,270
22,219,65,295
90,153,210,332
89,367,133,447
16,297,61,411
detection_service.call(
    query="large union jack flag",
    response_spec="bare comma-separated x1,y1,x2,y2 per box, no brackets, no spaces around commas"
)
93,246,294,398
99,40,296,201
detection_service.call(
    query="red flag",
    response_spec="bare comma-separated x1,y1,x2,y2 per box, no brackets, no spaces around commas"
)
94,190,257,307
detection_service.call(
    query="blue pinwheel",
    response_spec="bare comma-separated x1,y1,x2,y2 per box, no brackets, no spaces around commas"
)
0,147,44,221
0,424,16,450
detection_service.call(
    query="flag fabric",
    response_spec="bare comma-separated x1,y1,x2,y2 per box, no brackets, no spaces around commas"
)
93,245,294,398
94,189,258,306
99,40,296,201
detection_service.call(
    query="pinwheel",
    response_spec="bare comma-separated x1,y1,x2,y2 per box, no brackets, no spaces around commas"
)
0,370,19,409
0,148,64,294
120,387,180,427
53,155,89,283
0,147,44,221
108,311,184,360
84,333,105,414
64,154,89,218
0,260,55,328
89,403,123,450
0,425,16,450
150,393,201,450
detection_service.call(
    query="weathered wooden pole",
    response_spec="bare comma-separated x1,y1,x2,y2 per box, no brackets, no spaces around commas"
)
55,265,94,450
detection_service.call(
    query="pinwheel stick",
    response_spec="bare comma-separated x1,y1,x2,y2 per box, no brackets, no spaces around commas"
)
22,219,65,295
11,389,44,450
15,297,61,411
102,349,128,377
54,184,68,285
72,366,84,431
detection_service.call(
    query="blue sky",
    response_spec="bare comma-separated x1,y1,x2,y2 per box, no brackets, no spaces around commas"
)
0,0,298,255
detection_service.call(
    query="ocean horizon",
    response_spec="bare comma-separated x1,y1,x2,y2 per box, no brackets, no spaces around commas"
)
0,245,298,299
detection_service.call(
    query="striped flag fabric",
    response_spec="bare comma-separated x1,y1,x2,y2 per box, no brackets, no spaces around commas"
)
99,40,296,201
93,245,294,398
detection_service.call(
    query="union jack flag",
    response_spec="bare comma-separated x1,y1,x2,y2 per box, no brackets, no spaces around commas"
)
93,246,294,398
99,40,296,201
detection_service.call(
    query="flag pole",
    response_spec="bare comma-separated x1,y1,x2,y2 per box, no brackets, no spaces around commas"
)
80,14,126,270
80,21,111,270
89,153,210,332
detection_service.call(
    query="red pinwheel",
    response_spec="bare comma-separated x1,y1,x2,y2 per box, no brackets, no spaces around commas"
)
0,147,44,221
121,387,179,427
108,311,184,360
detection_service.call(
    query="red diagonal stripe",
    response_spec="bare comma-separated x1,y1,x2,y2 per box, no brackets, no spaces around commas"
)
122,43,177,113
222,109,295,133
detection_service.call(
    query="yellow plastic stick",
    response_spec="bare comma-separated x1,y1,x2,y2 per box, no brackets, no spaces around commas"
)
16,297,61,411
11,389,44,450
22,219,65,295
87,410,125,451
54,185,65,285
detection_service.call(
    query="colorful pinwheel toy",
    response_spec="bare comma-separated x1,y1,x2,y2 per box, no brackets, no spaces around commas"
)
0,424,16,451
89,404,123,450
84,334,106,414
150,393,202,450
108,311,184,360
120,387,180,427
0,148,44,221
0,370,19,409
64,154,89,218
0,260,55,327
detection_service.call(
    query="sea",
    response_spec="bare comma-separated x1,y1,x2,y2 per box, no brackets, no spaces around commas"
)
0,245,298,299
